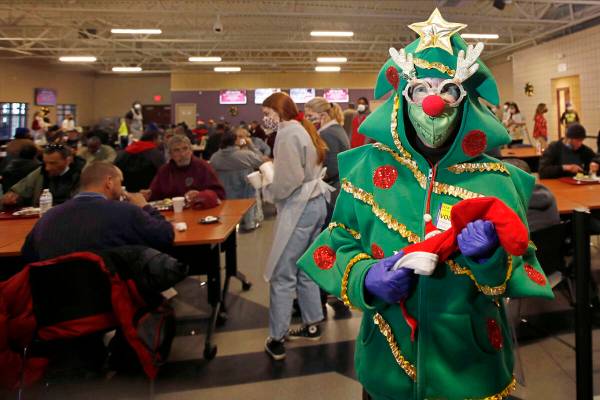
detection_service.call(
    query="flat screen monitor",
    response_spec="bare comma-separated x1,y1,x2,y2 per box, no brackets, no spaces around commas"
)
219,90,247,105
34,88,57,106
323,88,349,103
290,88,315,104
254,88,281,104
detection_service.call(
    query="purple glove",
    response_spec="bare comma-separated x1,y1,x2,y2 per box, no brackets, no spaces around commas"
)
457,219,499,263
364,252,416,304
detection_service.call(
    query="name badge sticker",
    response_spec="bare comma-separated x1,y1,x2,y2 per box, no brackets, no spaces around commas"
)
436,203,453,231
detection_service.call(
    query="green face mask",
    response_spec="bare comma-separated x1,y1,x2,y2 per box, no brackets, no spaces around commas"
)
407,103,460,148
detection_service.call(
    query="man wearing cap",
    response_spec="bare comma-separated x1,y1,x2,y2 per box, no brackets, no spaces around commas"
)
539,123,600,179
298,9,553,400
560,102,580,129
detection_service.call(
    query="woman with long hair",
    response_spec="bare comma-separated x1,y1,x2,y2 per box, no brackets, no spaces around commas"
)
305,97,350,220
505,102,528,146
261,92,332,360
533,103,548,150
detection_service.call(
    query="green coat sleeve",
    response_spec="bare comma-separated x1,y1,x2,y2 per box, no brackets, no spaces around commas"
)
10,168,43,206
452,166,554,300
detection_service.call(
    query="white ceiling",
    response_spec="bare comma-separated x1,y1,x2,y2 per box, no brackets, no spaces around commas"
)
1,0,599,73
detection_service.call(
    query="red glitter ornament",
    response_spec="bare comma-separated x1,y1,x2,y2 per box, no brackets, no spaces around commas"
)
422,95,446,117
313,246,336,270
373,165,398,189
371,243,385,259
462,130,487,157
486,318,503,350
524,264,546,286
386,66,400,91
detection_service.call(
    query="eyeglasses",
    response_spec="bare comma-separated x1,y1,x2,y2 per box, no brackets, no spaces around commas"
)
402,79,466,108
46,143,66,150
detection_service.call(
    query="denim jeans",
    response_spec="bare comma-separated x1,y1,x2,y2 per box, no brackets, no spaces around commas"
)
269,195,327,340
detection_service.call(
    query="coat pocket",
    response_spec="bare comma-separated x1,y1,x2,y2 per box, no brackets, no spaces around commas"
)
426,311,513,399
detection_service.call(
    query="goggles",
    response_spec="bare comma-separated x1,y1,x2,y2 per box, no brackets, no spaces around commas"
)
402,79,466,108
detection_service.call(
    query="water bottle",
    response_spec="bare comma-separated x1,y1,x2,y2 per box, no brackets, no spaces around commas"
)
39,189,53,215
535,141,542,155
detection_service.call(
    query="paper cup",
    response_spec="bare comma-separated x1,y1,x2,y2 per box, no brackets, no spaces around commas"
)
259,161,274,186
172,197,185,213
247,171,263,189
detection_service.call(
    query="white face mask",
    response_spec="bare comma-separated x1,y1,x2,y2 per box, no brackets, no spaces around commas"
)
357,104,367,113
134,104,141,110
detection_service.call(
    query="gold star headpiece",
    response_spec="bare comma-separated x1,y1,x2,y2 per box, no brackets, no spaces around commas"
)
408,8,466,55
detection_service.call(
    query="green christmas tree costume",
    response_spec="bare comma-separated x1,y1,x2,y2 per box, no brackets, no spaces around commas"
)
297,9,554,400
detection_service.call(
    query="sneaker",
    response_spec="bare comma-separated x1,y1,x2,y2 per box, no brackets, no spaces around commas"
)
287,324,321,341
265,337,286,360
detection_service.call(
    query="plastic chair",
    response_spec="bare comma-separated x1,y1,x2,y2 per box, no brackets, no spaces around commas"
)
531,221,573,302
505,221,572,386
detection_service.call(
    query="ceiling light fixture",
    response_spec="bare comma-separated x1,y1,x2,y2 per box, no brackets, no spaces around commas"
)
58,56,97,62
112,66,143,72
189,56,222,62
315,66,341,72
111,28,162,35
214,67,241,72
461,33,500,39
310,31,354,37
317,57,348,63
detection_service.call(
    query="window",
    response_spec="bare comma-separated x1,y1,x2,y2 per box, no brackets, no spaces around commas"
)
56,104,76,125
0,102,28,140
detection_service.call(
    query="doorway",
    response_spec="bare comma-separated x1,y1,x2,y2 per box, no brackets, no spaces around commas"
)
174,103,197,129
142,105,171,127
551,75,581,139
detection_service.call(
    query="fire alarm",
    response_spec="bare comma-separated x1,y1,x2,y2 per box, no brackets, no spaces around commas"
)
153,95,162,102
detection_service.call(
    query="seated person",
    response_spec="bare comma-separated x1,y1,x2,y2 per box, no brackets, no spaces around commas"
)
503,158,560,232
202,122,227,160
147,135,225,209
115,130,165,192
21,162,174,263
210,131,265,229
45,124,63,143
237,126,271,157
1,143,85,208
5,127,36,160
78,135,117,166
0,142,41,192
539,123,600,178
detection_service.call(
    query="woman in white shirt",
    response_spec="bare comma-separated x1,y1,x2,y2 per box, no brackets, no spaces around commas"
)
504,102,528,146
261,92,332,361
61,113,75,132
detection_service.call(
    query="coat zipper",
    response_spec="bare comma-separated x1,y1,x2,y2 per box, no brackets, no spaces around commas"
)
416,162,437,400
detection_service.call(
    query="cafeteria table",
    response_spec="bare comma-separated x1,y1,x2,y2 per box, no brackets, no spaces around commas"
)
500,146,541,172
538,178,600,398
0,198,255,360
539,178,600,213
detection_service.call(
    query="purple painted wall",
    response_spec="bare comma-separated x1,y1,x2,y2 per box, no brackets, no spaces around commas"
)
171,88,374,126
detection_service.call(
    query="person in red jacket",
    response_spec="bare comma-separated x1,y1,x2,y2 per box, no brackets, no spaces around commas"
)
147,135,225,209
350,96,371,148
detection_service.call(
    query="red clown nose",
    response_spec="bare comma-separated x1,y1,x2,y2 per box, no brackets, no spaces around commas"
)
422,95,446,117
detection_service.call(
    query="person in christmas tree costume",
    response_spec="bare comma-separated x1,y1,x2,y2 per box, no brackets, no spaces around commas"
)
297,9,554,400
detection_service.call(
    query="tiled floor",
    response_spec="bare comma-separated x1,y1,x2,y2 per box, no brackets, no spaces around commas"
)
21,217,600,399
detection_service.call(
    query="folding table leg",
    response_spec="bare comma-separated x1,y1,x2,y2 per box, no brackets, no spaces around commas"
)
203,244,221,360
221,231,252,316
